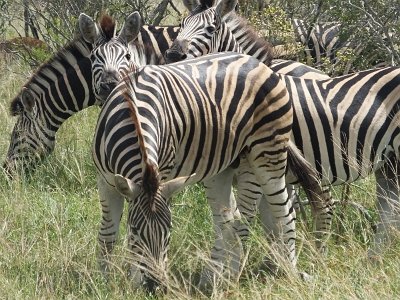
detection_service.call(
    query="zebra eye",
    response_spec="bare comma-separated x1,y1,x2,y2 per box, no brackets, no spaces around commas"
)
205,26,215,33
125,53,131,60
90,54,96,62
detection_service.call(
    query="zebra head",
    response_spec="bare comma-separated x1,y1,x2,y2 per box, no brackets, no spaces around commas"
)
3,87,54,177
79,12,141,102
114,171,194,291
165,0,238,63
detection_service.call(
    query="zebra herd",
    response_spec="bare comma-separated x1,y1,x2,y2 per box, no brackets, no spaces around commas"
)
2,0,399,293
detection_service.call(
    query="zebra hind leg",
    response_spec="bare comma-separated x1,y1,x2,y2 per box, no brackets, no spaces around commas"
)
96,175,125,276
246,146,298,277
369,157,400,259
201,167,243,291
232,156,299,276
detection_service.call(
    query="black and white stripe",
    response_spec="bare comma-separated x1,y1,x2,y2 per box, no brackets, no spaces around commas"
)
80,12,328,289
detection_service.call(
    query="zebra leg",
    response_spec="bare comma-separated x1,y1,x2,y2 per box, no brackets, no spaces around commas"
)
248,145,297,271
201,168,243,289
97,175,125,275
246,149,298,274
258,184,298,237
312,186,335,255
369,160,400,258
234,180,298,244
233,160,262,244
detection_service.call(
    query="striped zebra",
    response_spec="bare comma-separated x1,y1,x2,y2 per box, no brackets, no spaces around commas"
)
165,0,400,259
273,18,390,75
85,47,323,290
2,22,178,176
2,38,96,176
289,18,347,68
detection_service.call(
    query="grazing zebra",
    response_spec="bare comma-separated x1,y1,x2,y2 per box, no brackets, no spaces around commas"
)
165,0,400,259
2,23,178,176
2,38,96,176
86,48,324,290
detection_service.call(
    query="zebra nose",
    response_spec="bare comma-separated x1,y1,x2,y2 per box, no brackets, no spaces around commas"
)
165,49,187,63
99,81,117,93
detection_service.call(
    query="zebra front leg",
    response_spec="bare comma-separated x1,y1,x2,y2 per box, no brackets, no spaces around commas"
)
369,160,400,259
97,175,125,275
201,168,243,290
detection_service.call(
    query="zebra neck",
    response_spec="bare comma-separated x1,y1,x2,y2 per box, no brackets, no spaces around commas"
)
139,25,179,58
26,38,97,132
224,13,273,66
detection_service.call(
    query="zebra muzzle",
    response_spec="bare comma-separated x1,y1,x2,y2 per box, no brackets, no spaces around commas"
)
98,80,119,101
165,49,187,63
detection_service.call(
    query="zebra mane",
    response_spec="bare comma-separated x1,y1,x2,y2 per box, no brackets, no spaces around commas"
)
122,77,160,208
10,37,92,116
191,0,214,15
99,14,116,40
130,38,165,67
224,11,274,66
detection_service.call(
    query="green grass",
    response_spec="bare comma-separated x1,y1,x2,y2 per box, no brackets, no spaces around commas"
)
1,54,400,299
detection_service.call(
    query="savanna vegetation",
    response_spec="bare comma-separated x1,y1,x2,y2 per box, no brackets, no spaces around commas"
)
0,0,399,298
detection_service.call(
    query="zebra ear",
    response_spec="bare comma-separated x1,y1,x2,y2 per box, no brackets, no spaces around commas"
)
114,174,141,199
182,0,200,11
119,12,141,44
160,173,197,199
215,0,237,17
20,87,36,113
79,13,101,44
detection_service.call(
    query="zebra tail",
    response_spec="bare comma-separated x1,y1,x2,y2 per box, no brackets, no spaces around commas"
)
286,140,323,215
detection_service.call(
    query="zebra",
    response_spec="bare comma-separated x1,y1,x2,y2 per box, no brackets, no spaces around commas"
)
3,11,330,179
165,0,400,259
2,38,97,176
2,22,179,176
85,45,324,290
288,18,347,68
273,17,390,75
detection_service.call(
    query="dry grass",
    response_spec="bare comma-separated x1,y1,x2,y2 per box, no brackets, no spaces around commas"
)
1,54,400,299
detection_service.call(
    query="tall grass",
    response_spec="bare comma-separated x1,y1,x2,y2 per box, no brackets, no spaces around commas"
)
1,54,399,299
